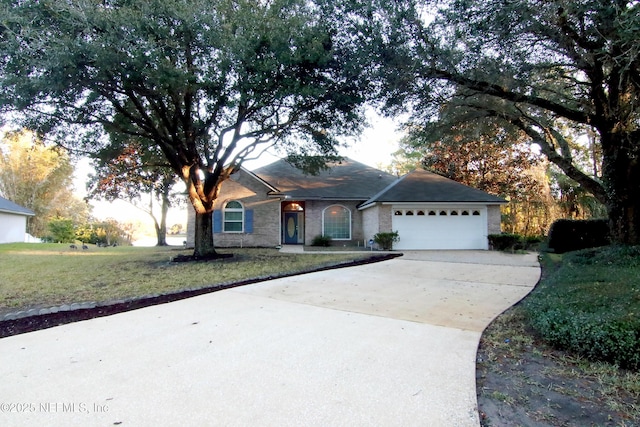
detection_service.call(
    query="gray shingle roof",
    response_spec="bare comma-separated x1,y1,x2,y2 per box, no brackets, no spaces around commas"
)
0,196,35,216
253,158,397,200
362,169,506,206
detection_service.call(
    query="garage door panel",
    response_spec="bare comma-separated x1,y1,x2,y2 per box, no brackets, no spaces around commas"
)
392,208,487,250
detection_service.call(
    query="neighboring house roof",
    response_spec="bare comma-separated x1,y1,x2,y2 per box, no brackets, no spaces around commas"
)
0,196,35,216
360,169,507,208
252,158,397,200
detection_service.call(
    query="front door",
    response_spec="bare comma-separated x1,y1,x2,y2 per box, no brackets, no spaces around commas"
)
284,212,300,244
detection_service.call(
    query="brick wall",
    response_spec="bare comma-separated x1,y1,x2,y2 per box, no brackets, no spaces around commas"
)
303,200,365,246
378,205,393,233
185,169,280,248
487,205,502,235
361,206,380,244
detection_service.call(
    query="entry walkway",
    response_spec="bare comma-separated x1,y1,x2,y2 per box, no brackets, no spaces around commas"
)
0,251,539,426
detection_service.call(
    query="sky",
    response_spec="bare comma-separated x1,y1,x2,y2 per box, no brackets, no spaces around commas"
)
76,112,406,228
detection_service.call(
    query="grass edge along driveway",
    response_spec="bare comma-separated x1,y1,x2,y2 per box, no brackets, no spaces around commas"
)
0,243,381,315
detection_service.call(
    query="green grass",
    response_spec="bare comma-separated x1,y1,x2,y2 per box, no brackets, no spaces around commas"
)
0,243,373,313
524,245,640,370
479,303,640,424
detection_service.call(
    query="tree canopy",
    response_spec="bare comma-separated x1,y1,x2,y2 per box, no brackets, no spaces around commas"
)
0,129,88,236
87,135,180,246
371,0,640,243
0,0,370,256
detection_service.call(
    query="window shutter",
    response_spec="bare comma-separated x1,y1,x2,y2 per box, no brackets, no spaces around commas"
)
245,209,253,233
213,210,222,233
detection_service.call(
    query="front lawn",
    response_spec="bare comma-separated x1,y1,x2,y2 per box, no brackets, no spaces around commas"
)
0,243,375,314
477,245,640,426
525,246,640,370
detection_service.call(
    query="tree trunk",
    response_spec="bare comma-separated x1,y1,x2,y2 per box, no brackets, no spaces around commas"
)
193,210,217,258
154,188,170,246
154,220,167,246
602,133,640,245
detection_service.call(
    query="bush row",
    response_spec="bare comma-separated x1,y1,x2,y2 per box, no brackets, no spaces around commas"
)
526,307,640,370
547,218,610,253
490,218,610,253
524,247,640,370
488,233,542,251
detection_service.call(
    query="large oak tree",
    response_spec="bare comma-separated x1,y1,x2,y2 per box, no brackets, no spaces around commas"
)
0,0,368,257
370,0,640,244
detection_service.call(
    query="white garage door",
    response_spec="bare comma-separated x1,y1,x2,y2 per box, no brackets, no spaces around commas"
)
392,207,488,250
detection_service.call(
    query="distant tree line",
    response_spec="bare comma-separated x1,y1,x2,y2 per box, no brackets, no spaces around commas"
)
45,217,132,246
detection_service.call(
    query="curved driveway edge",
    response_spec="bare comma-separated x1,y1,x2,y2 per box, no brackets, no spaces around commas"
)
0,251,540,426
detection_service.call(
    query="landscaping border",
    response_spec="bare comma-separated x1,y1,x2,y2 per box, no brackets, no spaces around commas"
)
0,253,401,338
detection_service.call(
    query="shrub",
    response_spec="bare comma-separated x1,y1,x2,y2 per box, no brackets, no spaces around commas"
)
373,231,399,250
524,235,544,246
524,249,640,370
311,235,332,247
46,218,76,243
527,308,640,370
488,233,523,251
547,218,610,253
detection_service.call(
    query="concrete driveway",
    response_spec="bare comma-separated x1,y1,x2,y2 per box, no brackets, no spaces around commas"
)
0,251,540,427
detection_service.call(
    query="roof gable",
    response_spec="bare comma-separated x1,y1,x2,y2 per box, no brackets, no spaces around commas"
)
231,167,280,193
0,196,35,216
362,169,506,207
252,158,397,200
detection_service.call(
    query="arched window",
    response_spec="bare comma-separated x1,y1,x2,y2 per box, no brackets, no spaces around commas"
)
439,210,448,216
428,211,436,216
406,210,414,216
473,210,481,216
417,210,425,216
323,205,351,240
223,200,244,232
461,210,469,216
394,210,403,216
451,210,459,216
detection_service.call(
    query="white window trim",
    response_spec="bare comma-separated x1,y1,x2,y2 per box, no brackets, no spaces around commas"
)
223,200,244,233
322,204,352,240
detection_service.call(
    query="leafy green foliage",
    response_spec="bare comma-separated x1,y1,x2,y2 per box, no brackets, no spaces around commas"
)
311,235,332,247
46,218,131,245
374,231,399,250
87,140,179,246
0,130,88,237
46,218,75,243
525,248,640,370
285,155,344,176
488,234,523,251
488,233,543,251
371,0,640,244
75,220,131,246
0,0,370,256
547,219,610,254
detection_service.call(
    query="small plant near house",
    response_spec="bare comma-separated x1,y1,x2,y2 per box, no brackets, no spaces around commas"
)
488,233,524,251
373,231,399,250
311,235,332,247
488,233,543,252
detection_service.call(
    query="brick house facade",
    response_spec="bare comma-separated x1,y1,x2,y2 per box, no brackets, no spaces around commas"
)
186,159,506,250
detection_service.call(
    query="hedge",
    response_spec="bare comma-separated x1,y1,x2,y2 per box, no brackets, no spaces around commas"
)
547,218,610,254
